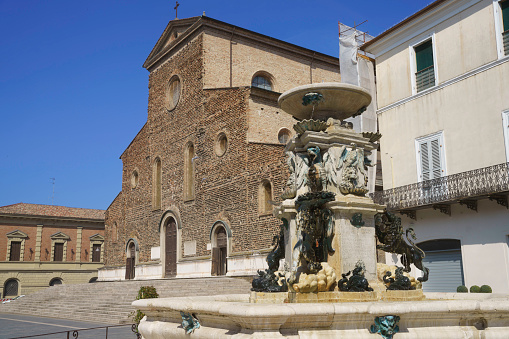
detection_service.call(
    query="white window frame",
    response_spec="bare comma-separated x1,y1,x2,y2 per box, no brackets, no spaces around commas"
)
503,109,509,161
415,131,447,182
409,33,439,95
493,0,508,59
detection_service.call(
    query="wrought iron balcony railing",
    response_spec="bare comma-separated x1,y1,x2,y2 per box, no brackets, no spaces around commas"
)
370,162,509,211
503,30,509,56
415,65,435,92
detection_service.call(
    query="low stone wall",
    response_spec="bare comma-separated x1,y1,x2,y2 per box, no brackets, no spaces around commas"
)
134,293,509,338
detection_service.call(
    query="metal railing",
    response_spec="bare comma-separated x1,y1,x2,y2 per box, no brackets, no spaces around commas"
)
9,324,140,339
415,65,435,92
503,30,509,56
370,162,509,210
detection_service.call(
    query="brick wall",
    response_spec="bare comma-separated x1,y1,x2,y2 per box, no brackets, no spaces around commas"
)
0,225,37,261
104,24,341,272
203,30,340,92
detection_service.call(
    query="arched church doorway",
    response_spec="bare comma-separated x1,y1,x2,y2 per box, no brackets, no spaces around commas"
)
165,217,177,277
125,241,136,280
212,226,227,276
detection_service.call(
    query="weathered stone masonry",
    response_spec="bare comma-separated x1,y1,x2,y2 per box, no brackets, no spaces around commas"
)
102,16,340,278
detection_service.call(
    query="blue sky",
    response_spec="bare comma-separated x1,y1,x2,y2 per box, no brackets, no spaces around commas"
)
0,0,432,210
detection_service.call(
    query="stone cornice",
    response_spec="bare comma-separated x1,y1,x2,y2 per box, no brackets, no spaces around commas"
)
0,214,104,228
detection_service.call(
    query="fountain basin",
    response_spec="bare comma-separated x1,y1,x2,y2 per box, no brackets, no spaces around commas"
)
134,293,509,338
278,82,371,121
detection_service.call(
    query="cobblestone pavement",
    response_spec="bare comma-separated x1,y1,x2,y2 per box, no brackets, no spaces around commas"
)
0,314,137,339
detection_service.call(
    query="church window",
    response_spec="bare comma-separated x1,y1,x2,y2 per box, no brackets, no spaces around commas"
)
259,180,273,214
215,132,228,156
184,142,195,200
153,158,162,209
252,74,272,91
278,128,291,144
131,170,139,189
166,76,181,111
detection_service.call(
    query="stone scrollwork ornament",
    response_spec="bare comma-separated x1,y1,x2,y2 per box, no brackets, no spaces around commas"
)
180,312,200,334
322,144,370,196
281,151,309,200
370,315,400,339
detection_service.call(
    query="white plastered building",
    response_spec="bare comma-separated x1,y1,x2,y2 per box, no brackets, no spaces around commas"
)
362,0,509,293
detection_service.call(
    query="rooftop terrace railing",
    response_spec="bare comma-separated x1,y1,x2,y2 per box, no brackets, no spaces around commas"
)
370,162,509,211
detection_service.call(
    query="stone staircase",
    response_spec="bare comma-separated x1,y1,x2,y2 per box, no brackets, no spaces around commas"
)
0,277,252,324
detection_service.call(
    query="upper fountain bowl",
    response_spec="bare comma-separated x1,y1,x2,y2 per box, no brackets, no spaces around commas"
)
278,82,371,121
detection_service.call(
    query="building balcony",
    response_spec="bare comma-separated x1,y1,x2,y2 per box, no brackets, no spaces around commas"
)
370,162,509,219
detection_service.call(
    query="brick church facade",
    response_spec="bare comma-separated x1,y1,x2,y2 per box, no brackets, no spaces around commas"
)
100,16,340,280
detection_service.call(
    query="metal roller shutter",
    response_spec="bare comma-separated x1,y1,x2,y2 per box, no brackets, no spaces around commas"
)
422,249,464,292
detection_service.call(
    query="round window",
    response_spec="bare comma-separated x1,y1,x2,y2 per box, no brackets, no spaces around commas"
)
278,128,291,144
215,132,228,156
166,76,181,111
131,170,139,188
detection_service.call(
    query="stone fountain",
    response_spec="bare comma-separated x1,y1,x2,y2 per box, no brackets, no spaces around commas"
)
133,83,509,338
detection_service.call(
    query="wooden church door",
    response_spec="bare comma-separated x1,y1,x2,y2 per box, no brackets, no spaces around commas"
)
125,242,136,280
212,227,227,276
165,218,177,277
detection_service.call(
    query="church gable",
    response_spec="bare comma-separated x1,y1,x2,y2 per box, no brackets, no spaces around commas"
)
144,16,200,69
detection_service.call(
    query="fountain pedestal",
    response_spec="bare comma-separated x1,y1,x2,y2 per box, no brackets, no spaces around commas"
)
275,194,383,283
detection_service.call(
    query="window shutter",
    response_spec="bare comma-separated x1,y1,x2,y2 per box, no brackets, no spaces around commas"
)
417,134,444,181
54,243,64,261
92,244,101,262
501,0,509,31
415,40,434,72
420,141,430,181
9,242,21,261
431,139,442,179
